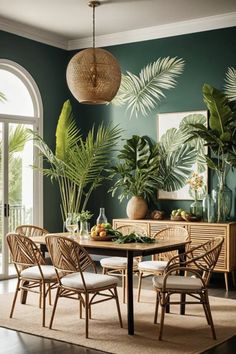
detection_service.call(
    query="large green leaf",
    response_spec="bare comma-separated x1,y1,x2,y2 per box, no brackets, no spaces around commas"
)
224,67,236,102
118,135,152,169
55,100,81,161
159,128,185,153
112,57,185,117
203,84,232,134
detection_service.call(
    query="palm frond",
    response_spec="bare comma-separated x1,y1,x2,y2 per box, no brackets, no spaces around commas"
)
9,125,31,154
65,124,122,188
0,91,6,102
112,57,185,117
159,145,197,191
224,67,236,102
55,100,81,161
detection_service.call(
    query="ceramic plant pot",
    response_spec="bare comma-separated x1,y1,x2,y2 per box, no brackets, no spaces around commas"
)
126,196,148,220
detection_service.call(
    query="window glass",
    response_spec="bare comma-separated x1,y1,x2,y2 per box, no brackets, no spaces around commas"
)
0,69,34,116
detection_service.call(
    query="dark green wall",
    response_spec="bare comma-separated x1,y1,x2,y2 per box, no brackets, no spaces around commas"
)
1,26,235,229
77,27,236,223
0,30,68,231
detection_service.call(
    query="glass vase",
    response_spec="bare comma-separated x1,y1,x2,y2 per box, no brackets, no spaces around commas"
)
202,194,215,223
190,199,203,219
65,213,78,238
79,221,89,240
212,184,232,222
96,207,107,225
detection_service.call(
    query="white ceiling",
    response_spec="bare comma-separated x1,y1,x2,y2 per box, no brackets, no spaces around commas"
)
0,0,235,49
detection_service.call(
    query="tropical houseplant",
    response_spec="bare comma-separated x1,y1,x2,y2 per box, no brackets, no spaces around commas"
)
112,56,185,118
108,133,197,219
186,83,236,222
32,100,122,224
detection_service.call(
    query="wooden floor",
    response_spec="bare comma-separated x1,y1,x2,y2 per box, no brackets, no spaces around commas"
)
0,274,236,354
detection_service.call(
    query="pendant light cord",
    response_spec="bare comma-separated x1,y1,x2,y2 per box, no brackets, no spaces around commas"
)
92,3,95,49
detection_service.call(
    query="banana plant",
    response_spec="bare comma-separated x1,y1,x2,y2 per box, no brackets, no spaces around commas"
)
186,84,236,172
112,56,185,118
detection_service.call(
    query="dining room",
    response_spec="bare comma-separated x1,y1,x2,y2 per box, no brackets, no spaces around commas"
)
0,1,236,353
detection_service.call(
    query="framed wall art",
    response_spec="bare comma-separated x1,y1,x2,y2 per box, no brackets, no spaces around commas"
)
157,110,208,200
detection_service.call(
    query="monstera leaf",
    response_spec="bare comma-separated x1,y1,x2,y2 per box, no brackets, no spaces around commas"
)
159,128,185,153
118,135,152,169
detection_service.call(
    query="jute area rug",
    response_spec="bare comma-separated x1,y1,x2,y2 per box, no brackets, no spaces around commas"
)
0,287,235,354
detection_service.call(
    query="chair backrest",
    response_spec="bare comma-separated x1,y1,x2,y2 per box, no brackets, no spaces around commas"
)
6,233,45,274
45,235,96,276
153,227,190,261
15,224,49,237
116,224,147,236
167,236,224,285
154,226,189,241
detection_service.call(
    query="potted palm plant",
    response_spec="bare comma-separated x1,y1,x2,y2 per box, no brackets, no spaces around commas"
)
32,100,122,224
186,83,236,222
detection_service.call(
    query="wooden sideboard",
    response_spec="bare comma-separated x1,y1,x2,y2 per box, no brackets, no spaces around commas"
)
113,218,236,291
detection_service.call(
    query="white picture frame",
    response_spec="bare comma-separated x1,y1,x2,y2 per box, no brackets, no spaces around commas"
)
157,110,208,200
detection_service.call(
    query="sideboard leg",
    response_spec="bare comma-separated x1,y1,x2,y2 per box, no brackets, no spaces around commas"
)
224,272,229,292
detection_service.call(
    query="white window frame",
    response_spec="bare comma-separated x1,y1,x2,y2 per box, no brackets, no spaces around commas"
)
0,59,43,228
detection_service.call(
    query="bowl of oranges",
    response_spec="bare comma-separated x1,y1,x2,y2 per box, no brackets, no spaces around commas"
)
90,223,117,241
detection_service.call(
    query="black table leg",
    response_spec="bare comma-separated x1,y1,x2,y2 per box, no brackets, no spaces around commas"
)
127,251,134,335
179,245,186,315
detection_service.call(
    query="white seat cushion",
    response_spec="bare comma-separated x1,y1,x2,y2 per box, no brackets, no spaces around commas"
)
153,275,203,290
61,272,118,290
100,257,138,268
21,265,57,280
138,260,167,272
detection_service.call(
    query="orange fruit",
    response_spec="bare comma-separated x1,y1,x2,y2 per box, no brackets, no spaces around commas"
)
99,231,107,237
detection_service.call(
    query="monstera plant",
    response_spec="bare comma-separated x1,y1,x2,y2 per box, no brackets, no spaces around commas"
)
108,133,197,219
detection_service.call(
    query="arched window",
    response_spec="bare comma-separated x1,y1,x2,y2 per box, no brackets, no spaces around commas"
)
0,59,43,278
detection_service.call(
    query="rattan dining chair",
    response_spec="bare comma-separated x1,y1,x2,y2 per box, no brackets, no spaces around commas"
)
15,224,50,261
15,224,49,237
45,235,123,338
152,236,224,340
6,233,58,327
100,224,147,303
137,226,190,302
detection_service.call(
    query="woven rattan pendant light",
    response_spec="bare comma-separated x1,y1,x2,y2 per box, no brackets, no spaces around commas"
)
66,0,121,104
